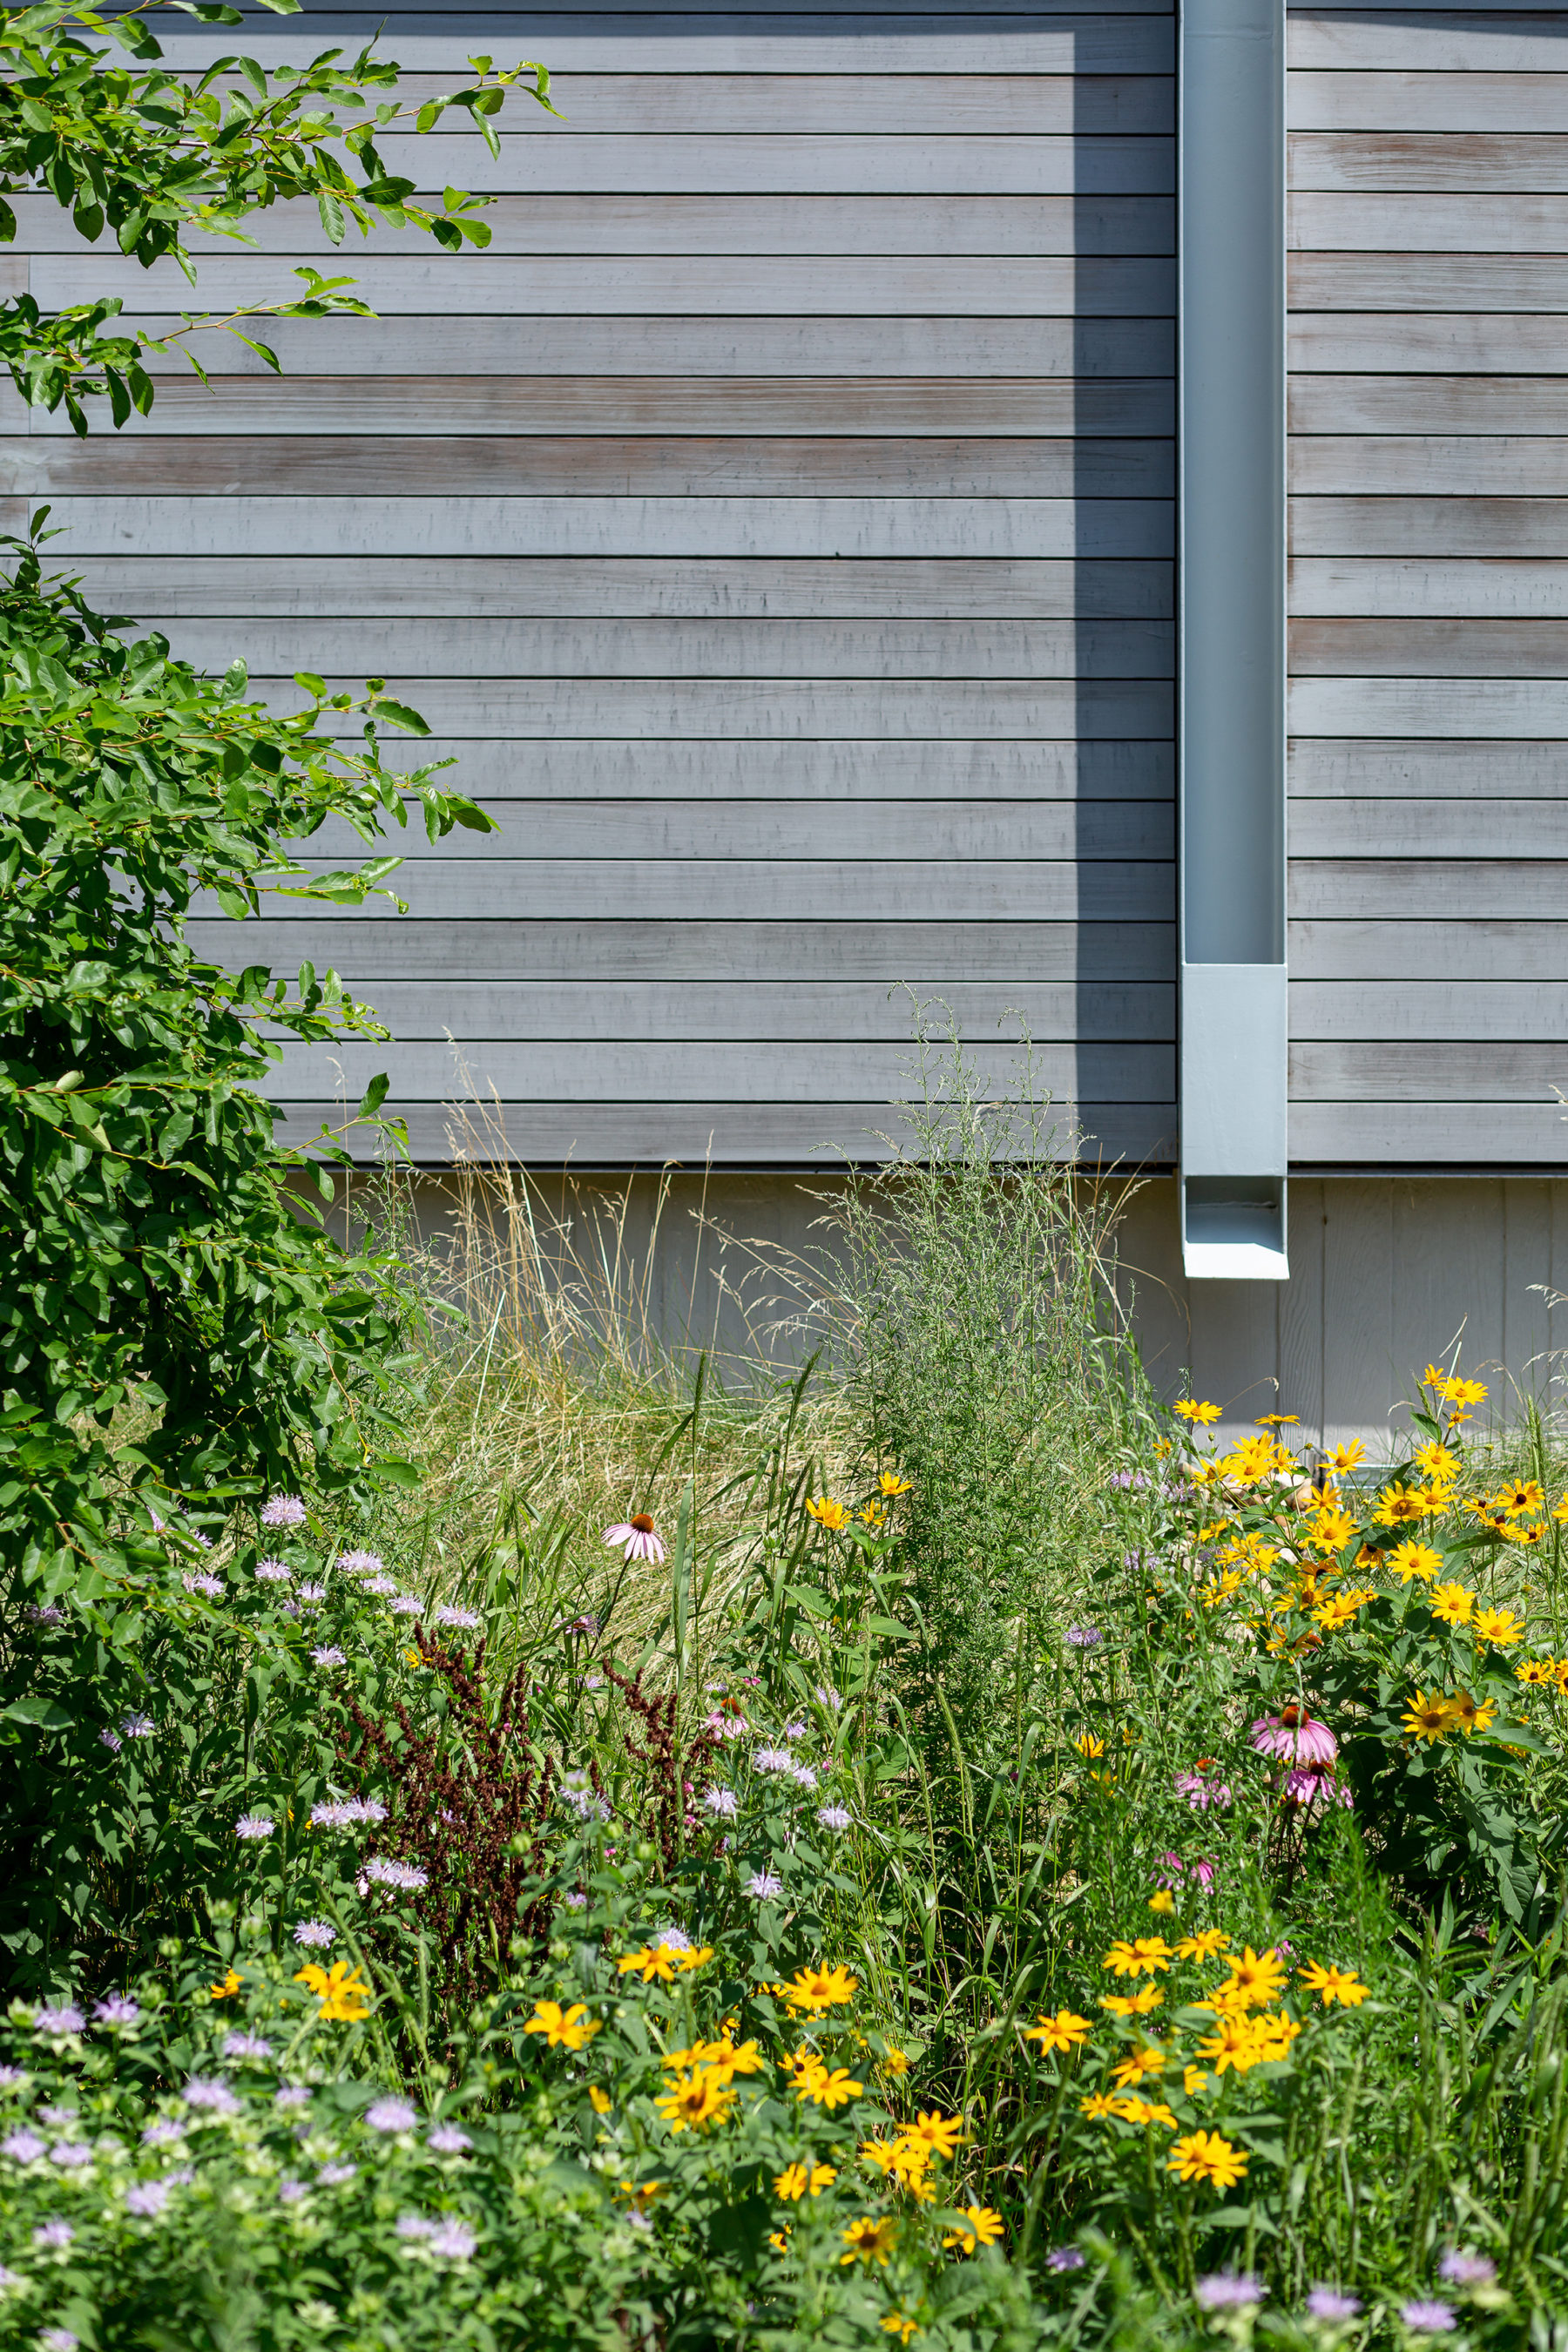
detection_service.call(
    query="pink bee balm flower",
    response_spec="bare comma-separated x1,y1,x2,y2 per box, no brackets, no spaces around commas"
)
604,1514,666,1563
1250,1708,1338,1767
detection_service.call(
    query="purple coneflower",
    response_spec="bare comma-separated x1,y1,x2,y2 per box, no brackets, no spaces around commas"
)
1401,2302,1456,2334
603,1514,666,1563
1173,1767,1233,1810
745,1869,783,1901
1250,1709,1338,1766
260,1495,308,1529
1282,1766,1353,1810
235,1815,275,1841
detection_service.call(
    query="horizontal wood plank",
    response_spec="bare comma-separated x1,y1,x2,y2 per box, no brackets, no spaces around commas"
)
1291,1041,1568,1103
29,375,1175,439
141,616,1175,681
1289,313,1568,371
1291,191,1568,253
1292,441,1568,497
1290,738,1568,797
308,797,1175,862
1289,796,1568,855
1292,498,1568,556
1290,617,1568,675
14,191,1176,259
71,555,1173,622
270,1098,1179,1169
184,917,1177,983
1289,71,1568,134
0,435,1176,501
1290,860,1568,917
1289,677,1568,735
161,736,1179,801
1291,918,1568,981
37,252,1176,320
37,494,1173,560
1292,557,1568,615
261,859,1174,920
64,315,1177,377
1294,980,1568,1043
1293,375,1568,430
322,977,1175,1041
1291,132,1568,193
271,1036,1175,1101
1291,253,1568,311
1288,1100,1568,1166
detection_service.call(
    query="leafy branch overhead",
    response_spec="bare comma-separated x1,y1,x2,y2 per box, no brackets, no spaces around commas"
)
0,0,556,429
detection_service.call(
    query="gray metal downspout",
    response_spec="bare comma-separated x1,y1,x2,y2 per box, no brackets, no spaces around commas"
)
1178,0,1290,1278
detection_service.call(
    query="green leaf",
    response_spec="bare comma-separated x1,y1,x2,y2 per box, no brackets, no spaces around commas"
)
355,1071,389,1120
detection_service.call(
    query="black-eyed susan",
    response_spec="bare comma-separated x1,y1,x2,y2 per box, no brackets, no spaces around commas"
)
1102,1937,1173,1978
943,2207,1004,2254
1167,2130,1248,2189
1402,1691,1456,1744
1177,1930,1229,1962
524,1999,599,2051
1449,1690,1497,1736
1474,1606,1526,1648
1023,2009,1092,2053
1298,1961,1369,2008
1176,1399,1222,1424
1517,1657,1558,1687
841,2217,898,2267
1215,1946,1288,2011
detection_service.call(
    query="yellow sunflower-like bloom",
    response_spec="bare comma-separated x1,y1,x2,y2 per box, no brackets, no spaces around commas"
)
1147,1889,1175,1916
1167,2130,1248,2189
617,1944,681,1983
881,2315,917,2343
806,1496,849,1531
1402,1691,1456,1743
774,2161,836,2200
1112,2096,1178,2128
524,1998,600,2052
1429,1582,1475,1627
1449,1690,1497,1736
1100,1987,1164,2017
878,1471,913,1497
784,1963,859,2014
1081,2092,1119,2119
1388,1541,1443,1585
1298,1961,1369,2008
1474,1606,1526,1648
1516,1658,1558,1686
793,2060,864,2111
1176,1930,1229,1961
1215,1947,1288,2011
1325,1442,1365,1476
294,1960,373,2022
1194,2015,1264,2076
841,2217,899,2267
900,2110,963,2163
209,1969,242,2000
1102,1938,1173,1978
1023,2009,1092,2053
1110,2045,1166,2090
654,2072,736,2132
1374,1485,1429,1529
1175,1399,1222,1424
943,2206,1004,2254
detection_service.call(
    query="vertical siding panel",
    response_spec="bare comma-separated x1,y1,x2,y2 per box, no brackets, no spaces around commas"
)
1321,1180,1396,1452
1279,1175,1326,1446
1389,1179,1503,1407
1186,1285,1285,1439
1502,1179,1555,1414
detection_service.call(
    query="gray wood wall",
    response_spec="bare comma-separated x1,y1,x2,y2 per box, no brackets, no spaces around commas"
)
0,0,1178,1169
1289,1,1568,1167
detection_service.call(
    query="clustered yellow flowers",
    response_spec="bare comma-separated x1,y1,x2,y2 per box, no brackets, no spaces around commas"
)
524,1998,602,2052
1402,1689,1497,1743
617,1941,714,1984
807,1474,911,1534
294,1960,374,2022
859,2110,964,2204
655,2033,763,2132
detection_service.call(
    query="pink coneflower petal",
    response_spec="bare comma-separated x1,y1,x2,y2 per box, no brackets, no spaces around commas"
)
603,1515,666,1564
1249,1709,1338,1766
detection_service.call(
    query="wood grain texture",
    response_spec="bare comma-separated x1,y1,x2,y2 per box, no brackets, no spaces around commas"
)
1288,678,1568,737
1292,920,1568,982
38,495,1173,561
1291,618,1568,676
0,436,1177,499
1294,981,1568,1043
1291,253,1568,312
1289,797,1568,855
1290,861,1568,919
266,1098,1179,1168
267,858,1174,921
1290,72,1568,134
1291,739,1568,796
1293,375,1568,430
1290,19,1568,73
138,616,1175,681
29,375,1175,438
69,315,1177,376
71,554,1173,621
339,978,1176,1041
1289,314,1568,371
37,252,1176,320
1291,1103,1568,1166
182,918,1178,984
1291,556,1568,614
1292,499,1568,556
1291,192,1568,253
1292,443,1568,497
1292,132,1568,193
1292,1042,1568,1105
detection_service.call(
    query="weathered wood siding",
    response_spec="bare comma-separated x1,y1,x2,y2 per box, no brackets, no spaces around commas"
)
1288,3,1568,1166
3,2,1177,1166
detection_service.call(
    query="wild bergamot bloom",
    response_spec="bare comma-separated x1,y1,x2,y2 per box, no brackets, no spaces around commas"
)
783,1963,858,2014
943,2206,1004,2254
1474,1606,1526,1648
1168,2130,1248,2189
1298,1962,1369,2008
1102,1937,1173,1978
1402,1691,1457,1742
841,2217,898,2266
524,2000,599,2051
1023,2010,1091,2052
1429,1582,1476,1626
